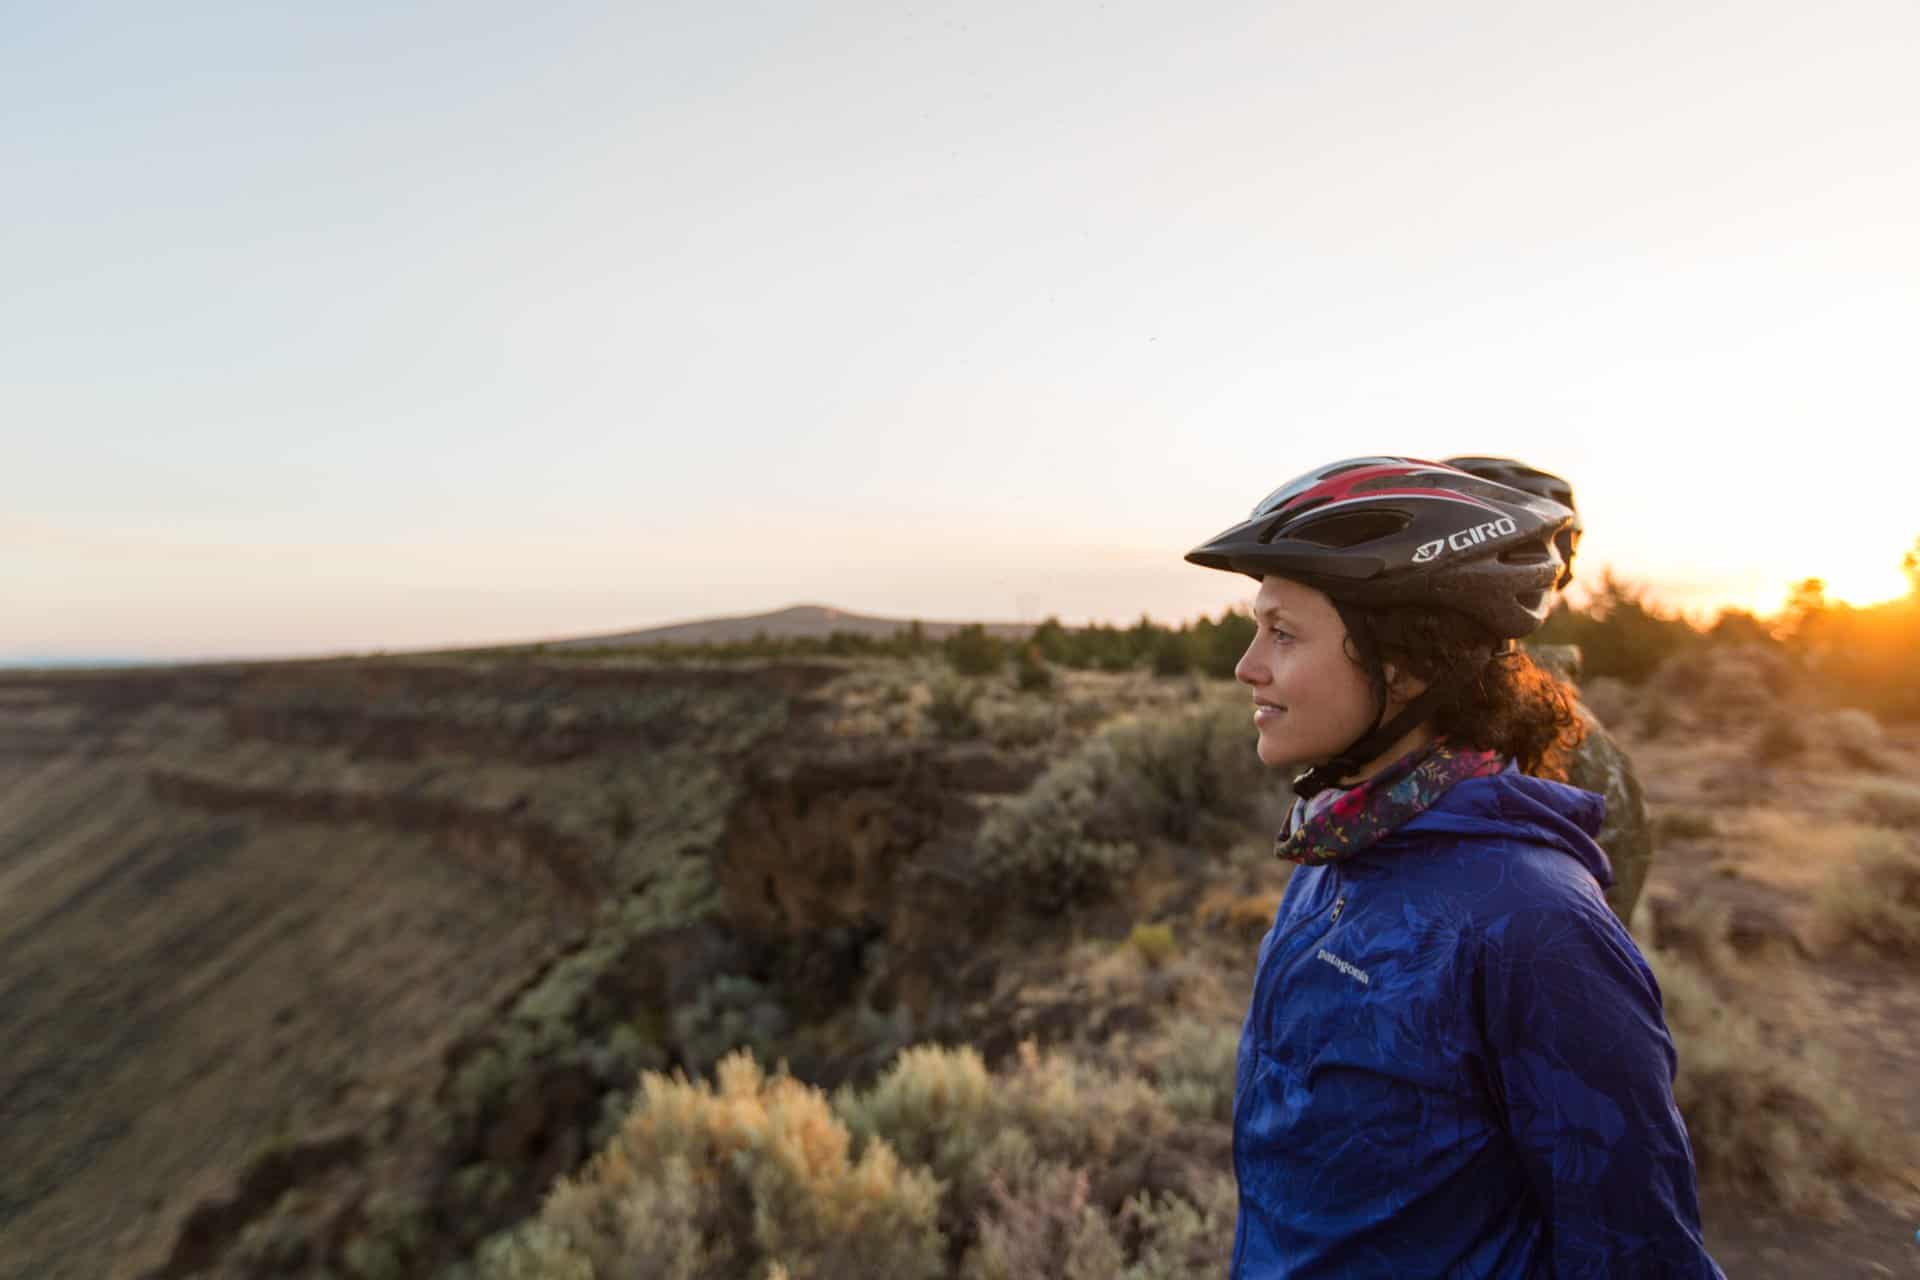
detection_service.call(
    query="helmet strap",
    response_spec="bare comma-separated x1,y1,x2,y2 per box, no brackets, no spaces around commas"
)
1290,602,1483,800
1291,681,1456,799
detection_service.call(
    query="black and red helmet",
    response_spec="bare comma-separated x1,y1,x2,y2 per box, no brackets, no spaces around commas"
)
1184,456,1574,640
1442,455,1582,589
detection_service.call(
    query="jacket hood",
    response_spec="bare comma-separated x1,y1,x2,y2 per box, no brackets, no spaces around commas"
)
1392,772,1614,889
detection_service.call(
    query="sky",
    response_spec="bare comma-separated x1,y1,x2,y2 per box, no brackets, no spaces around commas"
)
6,0,1919,660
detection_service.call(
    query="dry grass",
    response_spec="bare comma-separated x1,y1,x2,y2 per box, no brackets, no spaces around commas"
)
1813,831,1920,958
1852,779,1920,830
1648,947,1901,1217
1191,885,1285,944
1703,808,1889,900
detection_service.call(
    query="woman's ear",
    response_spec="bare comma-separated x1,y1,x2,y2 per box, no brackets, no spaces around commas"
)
1382,663,1429,704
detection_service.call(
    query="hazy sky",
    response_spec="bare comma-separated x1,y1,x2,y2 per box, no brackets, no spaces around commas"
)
7,0,1919,659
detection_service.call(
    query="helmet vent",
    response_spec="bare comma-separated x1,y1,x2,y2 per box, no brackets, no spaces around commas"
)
1288,509,1412,549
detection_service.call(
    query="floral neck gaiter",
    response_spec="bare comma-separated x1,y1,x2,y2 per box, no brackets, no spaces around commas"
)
1273,740,1507,867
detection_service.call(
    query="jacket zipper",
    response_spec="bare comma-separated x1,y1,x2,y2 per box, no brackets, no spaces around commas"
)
1231,881,1351,1277
1248,886,1349,1037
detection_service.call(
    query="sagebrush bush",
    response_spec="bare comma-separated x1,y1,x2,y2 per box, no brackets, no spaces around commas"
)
1138,1015,1240,1124
1753,712,1807,763
1815,831,1920,958
1638,697,1676,740
481,1052,945,1280
1014,645,1055,694
1820,707,1883,767
1150,633,1194,678
1127,922,1178,968
1575,675,1635,730
974,699,1283,913
1853,779,1920,829
1653,808,1718,843
1102,701,1284,844
1533,576,1704,684
962,1161,1125,1280
974,739,1141,912
945,625,1007,676
836,1042,1179,1246
1655,645,1793,729
980,700,1057,749
1647,948,1896,1215
927,680,983,739
670,974,790,1070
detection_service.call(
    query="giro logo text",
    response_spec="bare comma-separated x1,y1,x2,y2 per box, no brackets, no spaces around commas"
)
1413,516,1520,563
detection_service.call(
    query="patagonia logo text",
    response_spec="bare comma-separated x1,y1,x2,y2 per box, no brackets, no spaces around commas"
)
1316,948,1370,986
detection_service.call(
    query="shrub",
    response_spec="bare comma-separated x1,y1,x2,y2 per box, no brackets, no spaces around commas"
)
1654,808,1717,842
1821,707,1884,768
981,700,1057,749
1853,779,1920,830
671,974,790,1071
1150,633,1194,677
1014,645,1056,694
1533,574,1703,684
1194,886,1285,943
1576,676,1635,730
836,1041,1178,1247
1101,701,1284,845
481,1053,946,1280
961,1163,1125,1280
946,626,1007,676
928,681,983,739
1648,947,1896,1215
1753,712,1807,763
974,699,1283,913
1126,923,1178,968
1117,1174,1238,1280
835,1044,1002,1204
960,1162,1236,1280
974,740,1141,912
1140,1016,1239,1124
1655,645,1791,729
1814,831,1920,957
1189,610,1256,680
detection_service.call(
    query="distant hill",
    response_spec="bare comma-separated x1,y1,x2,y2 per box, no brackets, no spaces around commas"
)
546,604,1031,649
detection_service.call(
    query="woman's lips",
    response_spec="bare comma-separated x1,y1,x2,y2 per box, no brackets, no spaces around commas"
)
1253,703,1285,724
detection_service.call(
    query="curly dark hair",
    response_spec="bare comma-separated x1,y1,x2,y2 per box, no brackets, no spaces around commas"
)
1339,603,1587,780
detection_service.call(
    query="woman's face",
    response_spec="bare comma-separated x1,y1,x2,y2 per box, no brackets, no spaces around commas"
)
1234,576,1381,770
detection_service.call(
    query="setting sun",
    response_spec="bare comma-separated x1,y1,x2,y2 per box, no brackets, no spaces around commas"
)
1809,565,1913,611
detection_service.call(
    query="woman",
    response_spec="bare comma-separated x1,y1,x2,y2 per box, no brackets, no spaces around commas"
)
1185,457,1721,1278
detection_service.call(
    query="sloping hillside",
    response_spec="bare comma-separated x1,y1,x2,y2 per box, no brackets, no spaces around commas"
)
542,604,1029,649
0,659,844,1279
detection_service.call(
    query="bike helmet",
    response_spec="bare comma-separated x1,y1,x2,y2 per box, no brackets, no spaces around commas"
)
1443,455,1581,589
1185,456,1576,797
1185,456,1574,639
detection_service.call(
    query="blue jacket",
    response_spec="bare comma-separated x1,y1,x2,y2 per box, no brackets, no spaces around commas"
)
1231,773,1723,1278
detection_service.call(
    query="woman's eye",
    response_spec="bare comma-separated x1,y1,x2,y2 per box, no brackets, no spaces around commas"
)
1269,626,1293,644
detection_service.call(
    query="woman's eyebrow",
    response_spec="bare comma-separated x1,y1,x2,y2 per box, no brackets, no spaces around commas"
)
1255,606,1299,626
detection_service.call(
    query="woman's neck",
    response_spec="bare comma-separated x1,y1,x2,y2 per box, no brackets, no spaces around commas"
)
1344,722,1440,784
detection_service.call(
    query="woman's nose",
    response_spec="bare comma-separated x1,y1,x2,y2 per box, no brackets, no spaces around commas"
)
1234,636,1264,687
